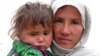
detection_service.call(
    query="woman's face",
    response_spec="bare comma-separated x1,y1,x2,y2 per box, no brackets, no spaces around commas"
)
54,5,83,49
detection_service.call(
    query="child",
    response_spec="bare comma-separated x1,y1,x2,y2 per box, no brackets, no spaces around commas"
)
7,2,53,56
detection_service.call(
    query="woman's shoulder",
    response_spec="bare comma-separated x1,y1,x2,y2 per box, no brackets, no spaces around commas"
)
72,47,100,56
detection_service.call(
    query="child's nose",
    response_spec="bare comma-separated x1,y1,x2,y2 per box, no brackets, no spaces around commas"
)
37,36,45,43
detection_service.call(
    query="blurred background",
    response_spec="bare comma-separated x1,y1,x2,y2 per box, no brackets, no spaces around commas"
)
0,0,100,56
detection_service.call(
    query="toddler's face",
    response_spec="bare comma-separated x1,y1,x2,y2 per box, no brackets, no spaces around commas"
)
19,24,52,51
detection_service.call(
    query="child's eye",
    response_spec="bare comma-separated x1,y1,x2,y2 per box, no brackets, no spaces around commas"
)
29,33,37,36
43,31,50,35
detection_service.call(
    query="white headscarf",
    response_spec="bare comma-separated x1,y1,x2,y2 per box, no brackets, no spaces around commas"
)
51,0,91,55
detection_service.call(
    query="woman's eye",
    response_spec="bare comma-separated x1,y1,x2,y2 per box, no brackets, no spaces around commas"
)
72,21,79,24
54,17,63,23
72,20,81,25
55,20,62,23
54,19,63,23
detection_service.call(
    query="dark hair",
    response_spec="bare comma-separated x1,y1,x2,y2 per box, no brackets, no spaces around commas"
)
9,2,53,39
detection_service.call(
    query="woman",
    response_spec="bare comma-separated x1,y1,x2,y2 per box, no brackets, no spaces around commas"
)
50,0,99,56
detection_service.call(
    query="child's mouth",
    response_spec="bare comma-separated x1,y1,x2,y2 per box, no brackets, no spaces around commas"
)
36,45,46,51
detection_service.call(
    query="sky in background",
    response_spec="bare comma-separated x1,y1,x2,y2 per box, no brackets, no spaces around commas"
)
0,0,100,56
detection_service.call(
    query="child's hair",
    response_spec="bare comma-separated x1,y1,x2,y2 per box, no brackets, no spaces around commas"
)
9,2,53,39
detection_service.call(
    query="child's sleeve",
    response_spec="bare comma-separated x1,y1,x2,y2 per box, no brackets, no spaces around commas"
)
8,40,43,56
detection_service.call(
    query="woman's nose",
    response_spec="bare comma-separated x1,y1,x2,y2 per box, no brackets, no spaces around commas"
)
61,24,71,36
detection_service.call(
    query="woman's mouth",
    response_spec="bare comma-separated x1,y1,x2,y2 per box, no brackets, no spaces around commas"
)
57,37,72,44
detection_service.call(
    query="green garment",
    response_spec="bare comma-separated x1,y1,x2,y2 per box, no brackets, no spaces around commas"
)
7,40,53,56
